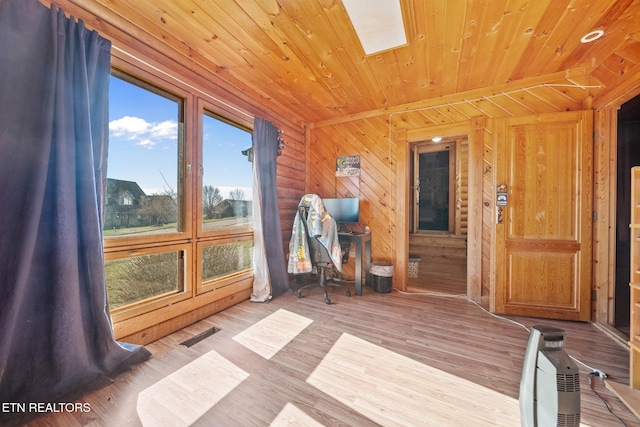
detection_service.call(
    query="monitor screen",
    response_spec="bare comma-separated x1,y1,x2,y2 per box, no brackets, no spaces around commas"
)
322,198,359,224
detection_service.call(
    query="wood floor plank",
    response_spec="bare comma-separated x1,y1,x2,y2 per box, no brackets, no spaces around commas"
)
270,403,325,427
233,308,313,359
19,285,640,427
307,333,520,427
136,350,249,426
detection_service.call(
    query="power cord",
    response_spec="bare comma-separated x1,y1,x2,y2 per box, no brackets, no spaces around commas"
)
467,299,631,425
588,373,629,427
395,290,629,424
392,288,467,299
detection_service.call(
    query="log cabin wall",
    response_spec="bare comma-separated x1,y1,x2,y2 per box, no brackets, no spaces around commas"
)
456,137,470,235
275,126,307,252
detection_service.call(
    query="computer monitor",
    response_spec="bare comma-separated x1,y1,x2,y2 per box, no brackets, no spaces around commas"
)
322,198,359,225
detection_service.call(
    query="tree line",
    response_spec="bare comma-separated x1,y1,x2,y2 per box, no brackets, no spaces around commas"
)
202,185,246,220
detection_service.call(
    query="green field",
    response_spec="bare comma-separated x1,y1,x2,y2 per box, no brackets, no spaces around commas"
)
105,240,253,309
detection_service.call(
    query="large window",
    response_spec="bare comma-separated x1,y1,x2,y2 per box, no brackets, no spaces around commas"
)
197,109,254,294
201,112,253,233
105,73,183,238
103,67,254,322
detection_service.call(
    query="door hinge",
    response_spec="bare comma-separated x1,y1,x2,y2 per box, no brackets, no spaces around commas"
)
593,131,599,143
593,210,598,222
592,290,597,301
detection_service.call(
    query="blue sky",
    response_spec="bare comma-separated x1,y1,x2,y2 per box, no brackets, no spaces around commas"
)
108,76,253,199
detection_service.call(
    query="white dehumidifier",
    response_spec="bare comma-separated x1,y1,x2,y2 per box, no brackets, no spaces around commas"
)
519,325,581,427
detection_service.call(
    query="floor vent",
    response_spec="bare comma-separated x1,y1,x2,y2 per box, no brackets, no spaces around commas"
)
180,327,221,348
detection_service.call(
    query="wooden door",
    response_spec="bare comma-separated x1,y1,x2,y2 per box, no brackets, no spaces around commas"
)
412,143,456,233
492,111,593,321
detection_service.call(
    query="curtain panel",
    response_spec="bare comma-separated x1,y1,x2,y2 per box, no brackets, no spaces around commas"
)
0,0,149,415
251,118,290,299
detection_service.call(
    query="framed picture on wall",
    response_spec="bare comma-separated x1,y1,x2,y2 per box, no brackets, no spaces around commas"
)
336,155,360,177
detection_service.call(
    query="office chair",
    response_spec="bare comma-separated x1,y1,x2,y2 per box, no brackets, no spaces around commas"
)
296,203,351,304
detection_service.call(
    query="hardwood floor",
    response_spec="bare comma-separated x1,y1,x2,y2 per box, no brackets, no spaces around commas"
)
17,280,639,427
406,256,467,295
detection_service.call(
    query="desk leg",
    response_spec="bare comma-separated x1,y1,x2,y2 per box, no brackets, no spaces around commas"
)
364,239,371,289
355,240,362,296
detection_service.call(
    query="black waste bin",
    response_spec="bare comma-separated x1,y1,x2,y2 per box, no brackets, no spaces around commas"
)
370,262,394,293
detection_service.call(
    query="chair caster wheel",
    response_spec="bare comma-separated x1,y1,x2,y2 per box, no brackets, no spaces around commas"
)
325,298,331,305
297,290,302,298
346,289,351,297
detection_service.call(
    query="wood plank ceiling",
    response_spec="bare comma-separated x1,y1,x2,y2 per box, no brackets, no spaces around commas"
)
69,0,640,124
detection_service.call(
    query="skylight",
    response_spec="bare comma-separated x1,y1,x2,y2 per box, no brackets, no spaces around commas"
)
342,0,407,55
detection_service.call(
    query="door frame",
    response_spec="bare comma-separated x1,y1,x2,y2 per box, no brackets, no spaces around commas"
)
394,118,485,301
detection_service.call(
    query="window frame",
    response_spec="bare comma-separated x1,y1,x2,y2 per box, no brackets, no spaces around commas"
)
104,64,194,251
196,233,254,295
103,54,255,332
196,99,254,240
106,242,193,323
195,99,255,294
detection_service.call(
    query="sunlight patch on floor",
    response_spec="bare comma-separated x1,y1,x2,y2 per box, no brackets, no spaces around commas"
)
233,308,313,359
270,402,326,427
136,350,249,426
307,333,521,427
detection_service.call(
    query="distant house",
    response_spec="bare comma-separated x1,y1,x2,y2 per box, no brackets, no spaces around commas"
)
104,178,146,229
211,199,252,219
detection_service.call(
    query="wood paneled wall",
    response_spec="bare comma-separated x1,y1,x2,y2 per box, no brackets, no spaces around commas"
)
275,125,306,250
308,116,395,259
309,73,596,296
34,0,640,329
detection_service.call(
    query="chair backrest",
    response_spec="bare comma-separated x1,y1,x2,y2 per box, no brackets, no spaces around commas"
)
298,205,333,265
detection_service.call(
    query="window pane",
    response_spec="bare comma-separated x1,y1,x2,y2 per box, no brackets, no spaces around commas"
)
202,241,253,283
105,251,184,310
418,150,450,231
202,113,253,232
104,75,181,238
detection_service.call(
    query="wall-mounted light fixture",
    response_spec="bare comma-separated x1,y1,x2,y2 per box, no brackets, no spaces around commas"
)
241,147,254,162
432,136,442,143
277,129,285,156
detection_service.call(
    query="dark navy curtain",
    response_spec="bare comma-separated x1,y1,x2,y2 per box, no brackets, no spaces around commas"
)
253,118,290,297
0,0,149,417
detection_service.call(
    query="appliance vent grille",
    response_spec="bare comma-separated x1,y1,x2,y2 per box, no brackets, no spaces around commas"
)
556,373,580,392
558,412,581,427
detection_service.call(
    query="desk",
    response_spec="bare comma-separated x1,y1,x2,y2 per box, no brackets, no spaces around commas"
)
338,232,371,296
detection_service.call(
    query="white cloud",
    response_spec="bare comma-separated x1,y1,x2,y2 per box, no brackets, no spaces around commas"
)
109,115,178,148
137,139,156,148
110,116,150,136
150,120,178,139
